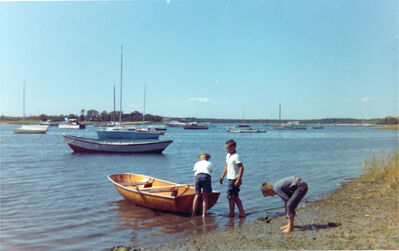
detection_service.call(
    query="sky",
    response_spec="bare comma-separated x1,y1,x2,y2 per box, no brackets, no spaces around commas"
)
0,0,398,120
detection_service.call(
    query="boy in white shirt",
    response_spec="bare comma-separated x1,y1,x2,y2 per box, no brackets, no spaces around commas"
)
220,139,246,218
192,152,213,217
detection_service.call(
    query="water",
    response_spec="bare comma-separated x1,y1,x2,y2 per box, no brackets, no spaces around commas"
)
1,124,397,250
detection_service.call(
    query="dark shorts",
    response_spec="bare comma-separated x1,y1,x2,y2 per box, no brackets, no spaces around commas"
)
227,179,240,198
286,179,308,219
195,173,212,194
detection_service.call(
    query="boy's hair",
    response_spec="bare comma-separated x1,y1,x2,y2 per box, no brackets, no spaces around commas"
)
225,139,236,148
198,152,211,160
261,182,274,195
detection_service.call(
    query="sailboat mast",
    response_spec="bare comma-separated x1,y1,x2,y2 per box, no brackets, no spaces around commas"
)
143,83,146,122
113,86,116,126
119,45,123,123
22,83,25,124
279,102,281,127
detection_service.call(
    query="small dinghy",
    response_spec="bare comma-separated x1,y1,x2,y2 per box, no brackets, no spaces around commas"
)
108,173,220,215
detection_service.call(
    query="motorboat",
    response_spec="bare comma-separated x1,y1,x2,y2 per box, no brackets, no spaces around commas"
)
183,122,209,130
227,126,266,133
58,118,86,129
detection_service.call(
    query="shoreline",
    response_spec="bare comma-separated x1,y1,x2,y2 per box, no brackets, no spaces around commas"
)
149,175,398,250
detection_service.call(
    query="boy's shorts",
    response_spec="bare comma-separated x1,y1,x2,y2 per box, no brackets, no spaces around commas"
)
227,179,240,198
195,173,212,194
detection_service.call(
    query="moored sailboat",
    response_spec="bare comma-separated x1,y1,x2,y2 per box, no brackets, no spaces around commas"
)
96,46,163,140
13,84,49,134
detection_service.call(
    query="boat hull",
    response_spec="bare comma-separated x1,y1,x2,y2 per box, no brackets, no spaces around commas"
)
13,125,48,134
59,124,86,129
62,134,172,153
274,126,307,130
108,173,220,215
227,127,266,133
97,130,161,140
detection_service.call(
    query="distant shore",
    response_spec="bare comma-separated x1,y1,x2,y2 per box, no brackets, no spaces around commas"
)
147,152,399,250
0,120,386,127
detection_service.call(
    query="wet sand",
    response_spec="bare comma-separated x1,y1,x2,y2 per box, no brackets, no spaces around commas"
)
149,176,398,250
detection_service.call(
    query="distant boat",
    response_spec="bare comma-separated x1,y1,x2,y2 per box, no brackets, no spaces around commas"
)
165,121,187,127
227,126,266,133
13,83,49,134
183,122,209,130
39,120,58,126
313,124,324,129
13,125,49,134
108,173,220,214
137,125,167,133
58,118,86,129
274,103,307,130
275,121,307,130
63,134,172,153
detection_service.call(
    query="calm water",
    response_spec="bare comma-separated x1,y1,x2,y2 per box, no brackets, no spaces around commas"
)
1,124,398,250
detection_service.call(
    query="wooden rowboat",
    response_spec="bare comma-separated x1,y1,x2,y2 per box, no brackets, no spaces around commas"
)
108,173,220,215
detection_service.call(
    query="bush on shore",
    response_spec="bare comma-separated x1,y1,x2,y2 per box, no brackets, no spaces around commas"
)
360,150,399,188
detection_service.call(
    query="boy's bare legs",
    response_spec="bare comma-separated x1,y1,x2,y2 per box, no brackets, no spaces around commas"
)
228,197,235,217
202,193,209,217
282,218,294,233
235,197,246,217
191,194,200,217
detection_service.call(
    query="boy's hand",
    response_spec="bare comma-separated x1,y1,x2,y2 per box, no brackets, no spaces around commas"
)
234,179,242,187
219,178,224,184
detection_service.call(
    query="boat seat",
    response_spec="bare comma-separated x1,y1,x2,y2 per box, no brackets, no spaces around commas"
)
140,187,178,196
120,178,155,187
120,181,149,186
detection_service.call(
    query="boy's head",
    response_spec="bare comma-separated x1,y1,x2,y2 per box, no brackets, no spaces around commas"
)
199,152,211,161
261,182,275,197
225,139,236,153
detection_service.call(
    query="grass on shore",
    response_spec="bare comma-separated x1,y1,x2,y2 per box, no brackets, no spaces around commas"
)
360,150,399,188
377,125,399,130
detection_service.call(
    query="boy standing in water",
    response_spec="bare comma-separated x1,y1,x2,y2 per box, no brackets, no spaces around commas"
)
192,152,213,217
220,139,246,218
261,177,308,233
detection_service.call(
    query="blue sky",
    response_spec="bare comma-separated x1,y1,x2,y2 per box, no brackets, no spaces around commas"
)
1,0,397,119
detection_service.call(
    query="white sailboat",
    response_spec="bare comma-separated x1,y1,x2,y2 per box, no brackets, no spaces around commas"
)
13,84,49,134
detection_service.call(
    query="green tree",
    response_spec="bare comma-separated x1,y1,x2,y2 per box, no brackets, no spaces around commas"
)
38,114,48,121
68,114,76,120
100,111,109,122
86,109,99,121
79,109,86,121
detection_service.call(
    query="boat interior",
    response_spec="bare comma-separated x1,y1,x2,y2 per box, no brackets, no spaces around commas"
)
110,174,194,197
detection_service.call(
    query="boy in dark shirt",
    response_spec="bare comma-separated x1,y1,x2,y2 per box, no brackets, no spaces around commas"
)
261,177,308,233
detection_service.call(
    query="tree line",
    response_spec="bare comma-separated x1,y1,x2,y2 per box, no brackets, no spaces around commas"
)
0,109,163,123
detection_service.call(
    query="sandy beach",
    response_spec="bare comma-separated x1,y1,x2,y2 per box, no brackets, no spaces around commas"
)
146,174,398,250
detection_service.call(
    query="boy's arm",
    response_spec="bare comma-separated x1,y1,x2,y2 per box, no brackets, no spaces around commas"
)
234,163,244,187
220,164,227,184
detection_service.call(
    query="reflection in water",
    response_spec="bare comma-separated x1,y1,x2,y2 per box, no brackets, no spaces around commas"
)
225,217,246,229
108,200,218,245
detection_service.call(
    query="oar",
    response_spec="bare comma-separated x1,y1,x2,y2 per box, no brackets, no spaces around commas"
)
138,184,192,191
